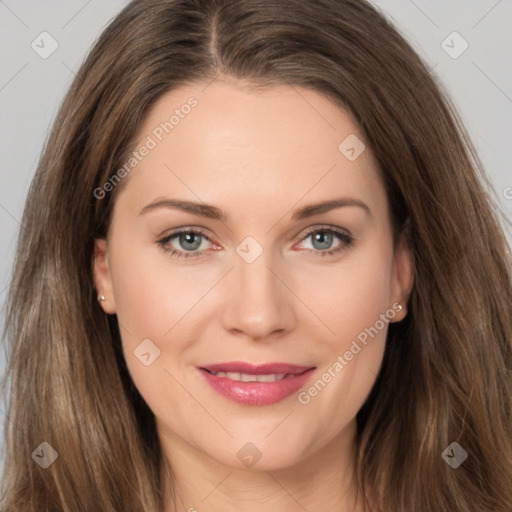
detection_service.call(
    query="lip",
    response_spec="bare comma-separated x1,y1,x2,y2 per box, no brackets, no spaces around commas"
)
197,362,316,406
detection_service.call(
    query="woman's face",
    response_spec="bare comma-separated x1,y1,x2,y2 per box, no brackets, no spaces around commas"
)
94,79,412,471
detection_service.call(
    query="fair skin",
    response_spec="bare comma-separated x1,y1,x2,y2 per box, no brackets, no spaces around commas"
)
94,79,413,512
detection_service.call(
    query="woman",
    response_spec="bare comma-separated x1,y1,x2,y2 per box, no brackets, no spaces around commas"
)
2,0,511,510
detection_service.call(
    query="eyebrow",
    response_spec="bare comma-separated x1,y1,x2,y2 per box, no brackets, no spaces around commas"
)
291,197,371,220
138,197,371,222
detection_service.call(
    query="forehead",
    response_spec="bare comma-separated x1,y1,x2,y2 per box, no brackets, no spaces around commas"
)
115,79,387,222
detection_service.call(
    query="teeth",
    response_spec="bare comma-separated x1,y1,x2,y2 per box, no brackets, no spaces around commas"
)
256,373,286,382
211,371,287,382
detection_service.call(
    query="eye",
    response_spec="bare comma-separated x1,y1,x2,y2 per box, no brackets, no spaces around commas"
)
157,228,216,259
157,225,353,260
297,225,353,257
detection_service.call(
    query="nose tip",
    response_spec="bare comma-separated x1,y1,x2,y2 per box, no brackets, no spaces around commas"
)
220,254,296,342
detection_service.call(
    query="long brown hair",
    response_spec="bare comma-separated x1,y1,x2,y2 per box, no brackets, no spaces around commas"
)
2,0,511,510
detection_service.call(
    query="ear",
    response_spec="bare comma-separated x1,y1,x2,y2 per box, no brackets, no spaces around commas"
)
389,229,414,322
93,238,117,314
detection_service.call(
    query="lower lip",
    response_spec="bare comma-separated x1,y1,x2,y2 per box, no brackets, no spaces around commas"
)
198,368,316,406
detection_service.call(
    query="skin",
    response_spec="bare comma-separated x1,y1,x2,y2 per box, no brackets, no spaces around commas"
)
93,78,413,512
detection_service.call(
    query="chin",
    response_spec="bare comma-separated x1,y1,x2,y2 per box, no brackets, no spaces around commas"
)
206,434,313,472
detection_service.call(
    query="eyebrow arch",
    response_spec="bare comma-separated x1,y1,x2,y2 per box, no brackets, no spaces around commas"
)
291,197,371,220
138,197,371,222
139,198,226,221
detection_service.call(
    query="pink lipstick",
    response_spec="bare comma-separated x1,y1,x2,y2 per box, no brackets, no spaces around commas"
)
198,362,316,405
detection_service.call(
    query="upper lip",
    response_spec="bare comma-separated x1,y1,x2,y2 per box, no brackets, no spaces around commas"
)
199,362,315,375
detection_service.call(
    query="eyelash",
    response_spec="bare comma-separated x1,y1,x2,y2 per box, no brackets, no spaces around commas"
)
157,225,353,260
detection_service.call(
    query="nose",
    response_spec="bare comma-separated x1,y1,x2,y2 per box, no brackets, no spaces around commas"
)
220,251,297,342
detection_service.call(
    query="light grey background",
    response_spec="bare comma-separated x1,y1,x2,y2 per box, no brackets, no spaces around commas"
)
1,0,511,476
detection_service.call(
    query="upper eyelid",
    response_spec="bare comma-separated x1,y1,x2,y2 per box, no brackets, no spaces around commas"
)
159,227,213,243
300,224,351,237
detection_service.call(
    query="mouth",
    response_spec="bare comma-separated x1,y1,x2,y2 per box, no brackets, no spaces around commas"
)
197,362,316,406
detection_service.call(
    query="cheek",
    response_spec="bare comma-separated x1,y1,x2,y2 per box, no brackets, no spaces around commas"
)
109,242,203,343
108,243,221,395
292,241,393,432
108,247,192,418
298,239,394,353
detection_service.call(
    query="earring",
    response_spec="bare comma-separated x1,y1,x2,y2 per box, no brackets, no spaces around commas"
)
396,303,403,311
98,295,106,302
